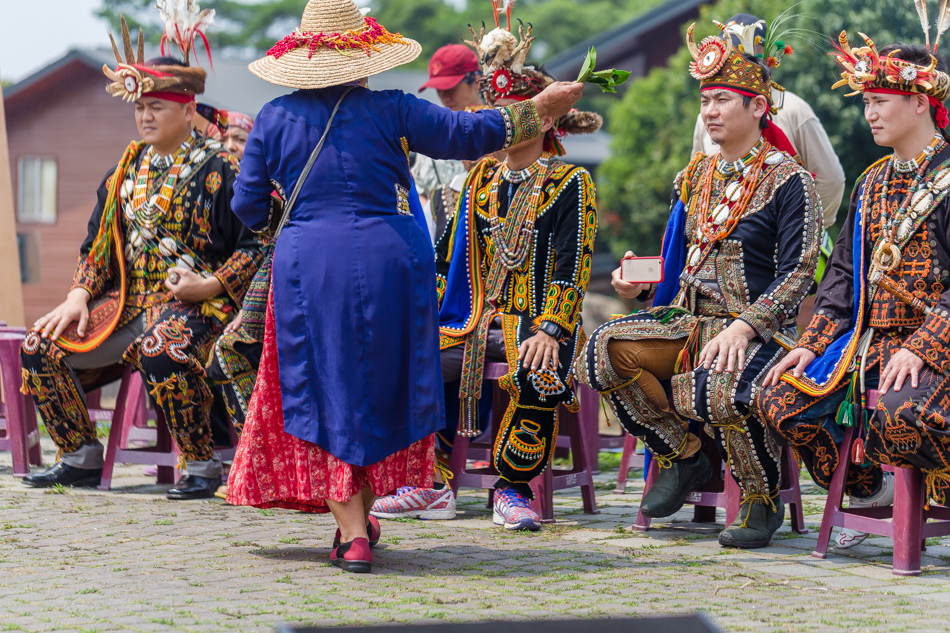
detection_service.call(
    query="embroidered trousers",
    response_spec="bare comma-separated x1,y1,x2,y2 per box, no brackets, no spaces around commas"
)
575,313,785,498
205,330,262,436
758,362,950,501
21,301,222,464
441,323,570,495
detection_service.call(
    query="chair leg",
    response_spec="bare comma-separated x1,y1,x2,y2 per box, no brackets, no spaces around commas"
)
119,372,147,448
892,467,924,576
615,433,637,493
812,426,854,559
447,435,470,496
0,338,29,477
155,410,177,484
577,384,601,475
24,395,42,467
783,446,809,535
722,467,742,526
633,459,659,531
98,368,134,491
564,404,599,516
530,467,556,523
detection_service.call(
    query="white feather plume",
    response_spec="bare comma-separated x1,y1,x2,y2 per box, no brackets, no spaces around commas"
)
936,0,950,51
155,0,215,63
916,0,931,50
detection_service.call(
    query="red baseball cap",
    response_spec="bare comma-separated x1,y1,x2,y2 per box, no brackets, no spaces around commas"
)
418,44,480,92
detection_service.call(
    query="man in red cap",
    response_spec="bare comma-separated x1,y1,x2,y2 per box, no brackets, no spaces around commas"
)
418,43,483,110
412,44,486,232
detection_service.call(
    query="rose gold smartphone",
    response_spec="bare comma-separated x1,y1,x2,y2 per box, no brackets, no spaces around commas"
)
620,256,664,283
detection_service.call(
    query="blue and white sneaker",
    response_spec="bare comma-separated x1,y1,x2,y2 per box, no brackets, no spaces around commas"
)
492,488,542,531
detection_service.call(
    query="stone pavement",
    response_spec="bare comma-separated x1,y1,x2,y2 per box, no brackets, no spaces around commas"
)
1,444,950,633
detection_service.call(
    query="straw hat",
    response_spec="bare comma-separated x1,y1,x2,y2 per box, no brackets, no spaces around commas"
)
249,0,421,89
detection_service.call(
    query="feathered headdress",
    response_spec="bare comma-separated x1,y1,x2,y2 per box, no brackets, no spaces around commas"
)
831,0,950,103
687,22,776,113
465,0,601,154
102,0,213,103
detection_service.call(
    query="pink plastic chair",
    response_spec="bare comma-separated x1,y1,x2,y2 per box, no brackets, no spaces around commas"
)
0,330,43,477
448,361,599,522
811,389,950,576
633,436,807,535
614,433,646,493
98,365,239,490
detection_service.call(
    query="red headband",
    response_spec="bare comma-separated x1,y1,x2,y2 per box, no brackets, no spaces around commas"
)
142,91,196,104
866,87,949,129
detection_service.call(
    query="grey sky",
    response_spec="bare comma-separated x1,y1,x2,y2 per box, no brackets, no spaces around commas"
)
1,0,108,83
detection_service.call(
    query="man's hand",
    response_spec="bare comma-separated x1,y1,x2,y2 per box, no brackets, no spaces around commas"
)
519,331,560,371
34,288,91,340
532,82,585,120
165,267,224,304
612,251,648,299
224,310,243,334
763,347,817,387
880,349,926,395
698,320,757,373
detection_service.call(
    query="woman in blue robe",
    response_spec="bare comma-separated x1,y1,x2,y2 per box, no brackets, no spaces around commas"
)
226,0,583,573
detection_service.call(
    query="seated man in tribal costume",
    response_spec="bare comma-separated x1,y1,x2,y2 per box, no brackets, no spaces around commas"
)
371,13,601,531
20,15,261,500
760,32,950,548
575,20,821,549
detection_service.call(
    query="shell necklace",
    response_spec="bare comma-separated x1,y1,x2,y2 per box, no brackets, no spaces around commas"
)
126,133,196,230
872,133,946,272
685,138,772,269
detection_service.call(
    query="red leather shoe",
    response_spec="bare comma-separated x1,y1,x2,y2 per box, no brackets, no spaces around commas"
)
333,516,380,548
330,537,372,574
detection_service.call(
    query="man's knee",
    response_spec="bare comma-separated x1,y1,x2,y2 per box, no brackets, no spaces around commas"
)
440,346,463,383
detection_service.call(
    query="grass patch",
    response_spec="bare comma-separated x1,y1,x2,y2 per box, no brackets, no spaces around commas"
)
148,618,174,626
45,483,67,495
275,574,293,584
76,587,100,595
155,519,173,525
278,536,300,544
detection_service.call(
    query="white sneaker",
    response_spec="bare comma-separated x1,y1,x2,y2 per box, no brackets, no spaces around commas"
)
835,472,895,549
370,486,457,520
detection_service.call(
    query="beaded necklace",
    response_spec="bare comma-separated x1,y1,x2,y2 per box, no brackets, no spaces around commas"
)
129,134,195,230
872,133,946,272
892,134,943,173
715,137,765,178
685,139,772,269
486,154,550,273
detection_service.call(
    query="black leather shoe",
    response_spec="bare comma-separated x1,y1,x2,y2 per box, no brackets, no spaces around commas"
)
719,496,785,549
640,451,713,518
22,462,102,488
166,474,222,500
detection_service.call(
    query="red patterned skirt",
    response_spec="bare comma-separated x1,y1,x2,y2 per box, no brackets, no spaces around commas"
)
226,290,434,513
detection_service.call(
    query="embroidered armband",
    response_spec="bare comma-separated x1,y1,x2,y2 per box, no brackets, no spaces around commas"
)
500,101,542,149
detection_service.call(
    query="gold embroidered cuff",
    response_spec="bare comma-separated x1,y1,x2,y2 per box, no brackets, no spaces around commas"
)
500,100,542,149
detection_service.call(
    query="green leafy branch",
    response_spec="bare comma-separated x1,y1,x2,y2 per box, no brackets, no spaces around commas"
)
576,47,631,93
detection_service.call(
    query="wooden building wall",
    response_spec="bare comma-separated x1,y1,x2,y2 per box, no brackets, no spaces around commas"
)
7,61,139,324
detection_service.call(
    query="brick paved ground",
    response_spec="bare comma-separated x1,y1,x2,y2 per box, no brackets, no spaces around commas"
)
2,442,949,633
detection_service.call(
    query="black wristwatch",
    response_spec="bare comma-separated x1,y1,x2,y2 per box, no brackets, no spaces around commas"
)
538,320,563,340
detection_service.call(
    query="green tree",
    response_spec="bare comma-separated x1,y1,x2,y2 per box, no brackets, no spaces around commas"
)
96,0,668,65
599,0,925,257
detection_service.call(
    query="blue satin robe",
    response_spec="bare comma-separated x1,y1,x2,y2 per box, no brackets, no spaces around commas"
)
231,85,509,466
